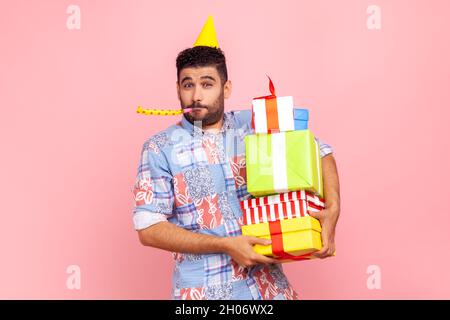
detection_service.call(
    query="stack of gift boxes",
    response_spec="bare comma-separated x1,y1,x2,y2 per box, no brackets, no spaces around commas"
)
240,78,326,263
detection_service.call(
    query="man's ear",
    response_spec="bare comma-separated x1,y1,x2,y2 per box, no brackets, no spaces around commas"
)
224,80,232,99
176,81,181,100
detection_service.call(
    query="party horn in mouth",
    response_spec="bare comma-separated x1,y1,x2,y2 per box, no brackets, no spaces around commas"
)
136,106,192,116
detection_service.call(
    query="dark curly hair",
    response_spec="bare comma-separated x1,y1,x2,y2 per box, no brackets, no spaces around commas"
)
176,46,228,85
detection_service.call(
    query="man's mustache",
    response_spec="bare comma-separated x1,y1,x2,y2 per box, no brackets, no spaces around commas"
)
185,102,208,109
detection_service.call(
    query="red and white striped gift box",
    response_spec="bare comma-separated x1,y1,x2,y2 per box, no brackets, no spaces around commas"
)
241,190,325,225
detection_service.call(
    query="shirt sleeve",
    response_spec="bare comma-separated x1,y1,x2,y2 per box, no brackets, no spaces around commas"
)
315,137,334,158
131,140,175,231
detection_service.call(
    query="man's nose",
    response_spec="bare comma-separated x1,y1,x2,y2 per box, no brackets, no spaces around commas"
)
193,84,203,102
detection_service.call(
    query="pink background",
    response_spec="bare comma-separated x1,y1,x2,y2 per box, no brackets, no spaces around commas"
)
1,0,449,299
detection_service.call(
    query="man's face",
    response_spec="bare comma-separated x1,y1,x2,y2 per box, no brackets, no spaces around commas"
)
177,66,231,127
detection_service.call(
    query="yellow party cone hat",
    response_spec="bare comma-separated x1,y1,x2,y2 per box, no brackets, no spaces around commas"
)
193,15,219,48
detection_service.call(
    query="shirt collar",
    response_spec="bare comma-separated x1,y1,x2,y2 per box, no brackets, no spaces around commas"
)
180,112,234,136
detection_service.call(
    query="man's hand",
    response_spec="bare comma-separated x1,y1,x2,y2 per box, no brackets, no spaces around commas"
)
310,153,341,259
222,236,280,267
308,208,339,259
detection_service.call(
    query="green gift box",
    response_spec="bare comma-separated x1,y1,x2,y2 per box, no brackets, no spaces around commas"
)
245,129,323,197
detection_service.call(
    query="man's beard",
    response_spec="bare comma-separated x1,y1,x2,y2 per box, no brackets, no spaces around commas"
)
182,91,225,127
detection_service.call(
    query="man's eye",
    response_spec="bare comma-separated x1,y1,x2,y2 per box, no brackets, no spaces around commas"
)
203,83,212,88
183,83,193,88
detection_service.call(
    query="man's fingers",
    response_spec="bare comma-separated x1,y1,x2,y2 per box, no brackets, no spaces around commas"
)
313,252,328,259
327,244,336,257
248,236,272,246
312,246,329,259
312,245,336,259
308,210,323,220
272,259,284,264
255,254,279,265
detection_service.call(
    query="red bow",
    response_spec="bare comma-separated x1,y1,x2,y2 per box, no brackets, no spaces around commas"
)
268,220,314,261
253,75,276,100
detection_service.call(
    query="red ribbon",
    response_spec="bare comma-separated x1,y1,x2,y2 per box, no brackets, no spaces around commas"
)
253,75,277,100
252,75,280,133
268,220,314,261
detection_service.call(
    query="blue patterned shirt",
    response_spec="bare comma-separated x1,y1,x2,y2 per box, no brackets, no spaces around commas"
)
131,109,333,300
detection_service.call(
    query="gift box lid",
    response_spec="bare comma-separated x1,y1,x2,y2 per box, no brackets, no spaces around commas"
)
294,108,309,121
280,216,322,234
242,216,322,237
241,190,324,211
